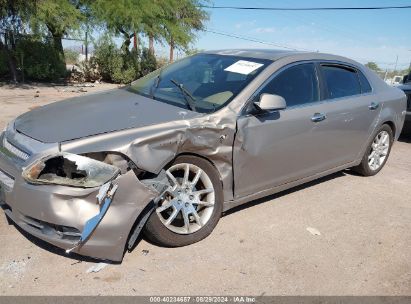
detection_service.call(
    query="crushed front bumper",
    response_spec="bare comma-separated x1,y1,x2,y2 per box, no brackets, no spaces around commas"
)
0,130,158,262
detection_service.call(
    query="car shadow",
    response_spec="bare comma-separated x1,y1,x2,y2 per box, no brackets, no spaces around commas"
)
135,170,355,250
399,133,411,143
5,169,356,261
223,170,348,217
7,220,119,264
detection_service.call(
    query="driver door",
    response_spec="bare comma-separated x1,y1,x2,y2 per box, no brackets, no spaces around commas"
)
233,62,332,198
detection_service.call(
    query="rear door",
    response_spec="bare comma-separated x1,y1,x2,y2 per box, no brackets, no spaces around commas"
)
314,63,381,165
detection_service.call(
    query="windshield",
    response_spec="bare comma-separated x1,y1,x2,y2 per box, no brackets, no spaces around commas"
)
129,54,272,113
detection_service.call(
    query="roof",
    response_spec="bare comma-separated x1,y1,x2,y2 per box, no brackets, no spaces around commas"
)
204,49,309,61
203,49,360,66
203,49,390,92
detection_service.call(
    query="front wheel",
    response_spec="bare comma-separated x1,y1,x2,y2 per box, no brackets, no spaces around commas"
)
144,155,223,247
352,124,393,176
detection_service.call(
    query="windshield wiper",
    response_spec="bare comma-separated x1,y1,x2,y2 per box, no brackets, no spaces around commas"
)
170,78,197,111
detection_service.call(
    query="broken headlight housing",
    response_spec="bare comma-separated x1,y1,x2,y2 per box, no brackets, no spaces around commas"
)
22,153,120,188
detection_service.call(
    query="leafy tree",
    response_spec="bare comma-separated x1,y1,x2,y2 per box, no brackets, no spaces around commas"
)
15,37,68,80
0,0,87,82
139,47,157,77
64,49,80,64
139,1,168,56
161,0,208,62
0,0,35,82
93,35,138,83
0,0,209,82
91,0,208,62
91,0,156,53
365,62,381,72
30,0,85,58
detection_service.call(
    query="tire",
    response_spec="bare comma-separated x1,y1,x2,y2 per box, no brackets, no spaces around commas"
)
352,124,393,176
144,155,223,247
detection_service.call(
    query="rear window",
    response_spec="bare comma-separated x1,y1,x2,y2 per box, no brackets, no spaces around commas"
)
322,65,361,99
358,70,372,93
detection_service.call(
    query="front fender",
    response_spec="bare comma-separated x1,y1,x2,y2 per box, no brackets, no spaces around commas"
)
61,114,236,202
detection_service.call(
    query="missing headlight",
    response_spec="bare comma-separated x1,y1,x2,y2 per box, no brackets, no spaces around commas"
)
22,153,120,188
82,152,130,174
82,152,145,178
39,156,87,180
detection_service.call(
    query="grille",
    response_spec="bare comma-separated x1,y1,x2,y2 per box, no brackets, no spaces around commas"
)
21,215,81,241
2,137,30,161
407,93,411,111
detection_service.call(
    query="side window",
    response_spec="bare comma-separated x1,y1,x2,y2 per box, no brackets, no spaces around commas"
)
321,65,361,99
358,70,372,93
258,63,319,107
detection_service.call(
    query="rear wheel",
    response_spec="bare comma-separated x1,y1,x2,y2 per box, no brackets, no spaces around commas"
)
352,124,393,176
144,155,223,247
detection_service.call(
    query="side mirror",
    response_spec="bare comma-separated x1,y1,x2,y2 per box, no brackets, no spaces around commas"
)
254,94,286,112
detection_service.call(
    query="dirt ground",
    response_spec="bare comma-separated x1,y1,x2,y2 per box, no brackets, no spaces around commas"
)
0,83,410,296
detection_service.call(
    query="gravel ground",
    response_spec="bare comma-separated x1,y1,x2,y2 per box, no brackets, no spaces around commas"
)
0,83,410,295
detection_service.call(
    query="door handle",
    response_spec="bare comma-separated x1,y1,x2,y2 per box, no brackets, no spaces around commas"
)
311,113,327,122
368,102,379,110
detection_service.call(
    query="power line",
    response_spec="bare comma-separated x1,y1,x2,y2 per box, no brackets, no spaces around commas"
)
204,29,410,69
204,29,314,52
200,5,411,11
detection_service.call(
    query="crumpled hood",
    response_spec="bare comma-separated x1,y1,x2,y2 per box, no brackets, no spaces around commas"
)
14,88,199,143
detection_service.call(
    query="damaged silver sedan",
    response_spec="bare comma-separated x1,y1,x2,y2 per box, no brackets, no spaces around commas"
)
0,50,407,262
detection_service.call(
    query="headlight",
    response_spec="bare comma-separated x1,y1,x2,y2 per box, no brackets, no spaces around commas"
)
22,153,120,188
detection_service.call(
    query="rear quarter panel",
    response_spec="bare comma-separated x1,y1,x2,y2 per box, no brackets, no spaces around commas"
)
361,66,406,140
379,87,407,139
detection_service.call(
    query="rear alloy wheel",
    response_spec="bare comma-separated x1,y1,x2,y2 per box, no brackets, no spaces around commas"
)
144,156,223,247
368,130,390,171
352,124,393,176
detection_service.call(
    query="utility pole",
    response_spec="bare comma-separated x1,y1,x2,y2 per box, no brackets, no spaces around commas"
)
391,55,398,85
394,55,398,74
394,55,398,73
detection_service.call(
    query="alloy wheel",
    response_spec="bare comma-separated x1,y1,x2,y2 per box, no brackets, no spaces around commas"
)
155,163,215,234
368,130,390,171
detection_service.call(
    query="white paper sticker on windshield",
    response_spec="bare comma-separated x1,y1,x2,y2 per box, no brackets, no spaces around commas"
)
224,60,264,75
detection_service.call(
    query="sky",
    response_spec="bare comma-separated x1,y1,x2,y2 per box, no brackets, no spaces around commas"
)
64,0,411,71
178,0,411,70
